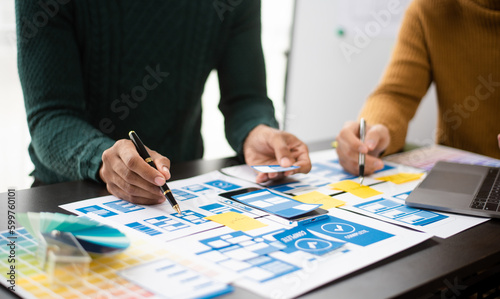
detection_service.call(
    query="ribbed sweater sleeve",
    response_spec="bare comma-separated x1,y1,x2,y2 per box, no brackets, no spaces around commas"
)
16,1,115,183
359,0,432,155
17,1,280,184
218,0,279,156
359,0,500,158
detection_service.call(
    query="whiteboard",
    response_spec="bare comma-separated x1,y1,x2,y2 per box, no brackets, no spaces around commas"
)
284,0,437,147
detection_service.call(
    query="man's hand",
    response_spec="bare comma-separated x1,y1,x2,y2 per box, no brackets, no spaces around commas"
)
99,139,171,204
336,120,390,175
243,125,311,183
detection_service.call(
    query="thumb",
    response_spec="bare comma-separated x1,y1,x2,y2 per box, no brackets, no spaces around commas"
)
364,130,381,152
365,125,390,156
270,134,293,167
150,150,171,180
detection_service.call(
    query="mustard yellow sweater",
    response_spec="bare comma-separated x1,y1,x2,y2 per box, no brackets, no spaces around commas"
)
360,0,500,158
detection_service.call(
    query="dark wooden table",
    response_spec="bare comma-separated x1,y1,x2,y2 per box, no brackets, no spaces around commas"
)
1,142,499,298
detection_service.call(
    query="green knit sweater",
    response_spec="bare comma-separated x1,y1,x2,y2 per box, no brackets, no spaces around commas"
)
16,0,278,184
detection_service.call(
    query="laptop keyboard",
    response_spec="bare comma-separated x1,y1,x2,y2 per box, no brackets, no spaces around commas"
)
471,168,500,211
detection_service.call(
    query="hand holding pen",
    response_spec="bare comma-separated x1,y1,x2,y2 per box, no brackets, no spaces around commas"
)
99,133,175,206
335,119,391,176
129,131,182,215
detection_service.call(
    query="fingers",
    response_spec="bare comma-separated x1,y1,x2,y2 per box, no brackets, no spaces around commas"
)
268,132,294,167
105,180,166,205
290,142,311,174
100,139,171,204
337,148,384,175
256,172,288,184
243,125,311,183
336,121,364,174
269,131,312,175
336,120,388,175
256,173,271,184
114,140,166,186
362,156,385,175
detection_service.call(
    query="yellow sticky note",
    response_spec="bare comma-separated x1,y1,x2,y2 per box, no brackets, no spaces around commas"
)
293,191,345,210
329,180,383,199
375,173,424,184
205,212,267,231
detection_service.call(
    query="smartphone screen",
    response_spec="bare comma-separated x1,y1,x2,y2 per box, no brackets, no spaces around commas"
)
218,188,328,222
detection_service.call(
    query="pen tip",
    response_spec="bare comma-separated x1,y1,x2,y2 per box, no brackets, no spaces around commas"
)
174,205,182,216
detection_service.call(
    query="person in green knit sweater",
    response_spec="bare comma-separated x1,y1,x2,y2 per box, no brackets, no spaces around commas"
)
16,0,311,205
336,0,500,175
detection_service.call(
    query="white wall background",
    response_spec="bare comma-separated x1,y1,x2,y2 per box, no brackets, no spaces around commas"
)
285,0,438,146
0,1,295,191
0,1,32,191
201,0,294,159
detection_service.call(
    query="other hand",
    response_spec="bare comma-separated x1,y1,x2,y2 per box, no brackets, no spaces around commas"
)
243,125,311,183
336,120,390,175
99,139,171,205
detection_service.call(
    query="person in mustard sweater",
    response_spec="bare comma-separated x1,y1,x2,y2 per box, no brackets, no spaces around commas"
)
336,0,500,175
16,1,311,204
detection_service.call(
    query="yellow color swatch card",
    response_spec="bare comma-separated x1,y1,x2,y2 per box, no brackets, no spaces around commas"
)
205,212,267,231
375,173,424,184
329,180,383,199
293,191,345,210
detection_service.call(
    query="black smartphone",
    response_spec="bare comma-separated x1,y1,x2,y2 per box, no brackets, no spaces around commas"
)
218,187,328,223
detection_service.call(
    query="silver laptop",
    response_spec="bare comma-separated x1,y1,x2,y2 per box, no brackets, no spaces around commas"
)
406,161,500,218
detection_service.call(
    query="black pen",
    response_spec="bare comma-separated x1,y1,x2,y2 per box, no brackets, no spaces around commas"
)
128,131,182,215
359,118,366,186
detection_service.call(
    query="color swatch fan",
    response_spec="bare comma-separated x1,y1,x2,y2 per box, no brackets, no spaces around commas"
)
17,212,130,255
